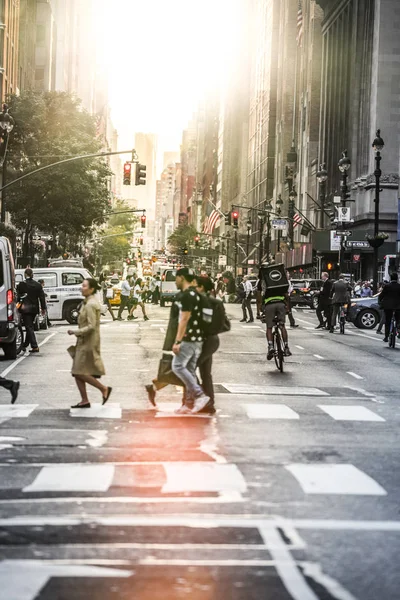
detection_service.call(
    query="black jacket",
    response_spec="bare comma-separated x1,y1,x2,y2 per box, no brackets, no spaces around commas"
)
319,278,334,304
17,278,46,315
331,279,351,304
378,281,400,310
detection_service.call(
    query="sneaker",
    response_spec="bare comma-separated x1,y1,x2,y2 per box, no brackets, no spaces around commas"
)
284,346,292,357
248,319,254,323
267,347,274,360
198,401,216,415
145,384,156,407
239,319,247,323
174,405,193,415
315,324,324,329
192,395,211,414
10,381,19,404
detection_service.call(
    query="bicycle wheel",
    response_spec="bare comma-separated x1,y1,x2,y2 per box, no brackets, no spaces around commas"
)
340,317,345,334
273,329,284,372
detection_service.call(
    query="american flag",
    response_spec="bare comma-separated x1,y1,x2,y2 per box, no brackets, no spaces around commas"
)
296,0,303,45
203,207,221,235
293,213,302,228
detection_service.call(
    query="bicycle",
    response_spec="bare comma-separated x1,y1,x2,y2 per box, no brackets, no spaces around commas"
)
272,316,285,372
388,310,398,349
339,303,347,334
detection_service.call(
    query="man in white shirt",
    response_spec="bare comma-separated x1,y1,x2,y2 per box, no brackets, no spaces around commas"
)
117,277,132,320
240,275,254,323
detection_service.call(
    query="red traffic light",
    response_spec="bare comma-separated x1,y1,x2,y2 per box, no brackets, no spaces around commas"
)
140,236,143,245
123,162,132,185
124,163,131,172
232,211,238,219
141,214,146,228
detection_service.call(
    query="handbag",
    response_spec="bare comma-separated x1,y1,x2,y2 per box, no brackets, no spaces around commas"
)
157,353,183,386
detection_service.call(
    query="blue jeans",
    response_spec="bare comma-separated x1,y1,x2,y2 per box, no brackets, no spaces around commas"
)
172,341,204,407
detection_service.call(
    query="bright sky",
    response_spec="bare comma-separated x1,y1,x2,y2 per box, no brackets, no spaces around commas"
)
97,0,241,155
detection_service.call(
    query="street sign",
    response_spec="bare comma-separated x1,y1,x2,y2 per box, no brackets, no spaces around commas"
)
218,254,227,266
353,254,361,262
337,206,351,222
335,230,352,237
346,240,370,249
271,218,287,230
330,230,341,251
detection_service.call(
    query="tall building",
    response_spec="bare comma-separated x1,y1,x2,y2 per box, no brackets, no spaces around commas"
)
18,0,37,92
134,132,158,220
0,0,20,100
34,0,57,91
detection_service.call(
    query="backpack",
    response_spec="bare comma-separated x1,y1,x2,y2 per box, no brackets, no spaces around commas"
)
200,293,231,336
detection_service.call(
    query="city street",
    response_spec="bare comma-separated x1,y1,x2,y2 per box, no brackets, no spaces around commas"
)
0,304,399,600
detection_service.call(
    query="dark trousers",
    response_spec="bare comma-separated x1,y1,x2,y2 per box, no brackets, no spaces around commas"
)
152,288,160,304
287,298,295,326
197,335,220,403
316,302,331,328
377,309,385,332
384,309,400,339
22,313,38,349
118,295,130,318
242,297,253,321
0,376,14,390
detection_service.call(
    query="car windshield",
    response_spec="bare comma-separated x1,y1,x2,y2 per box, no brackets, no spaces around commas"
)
165,271,177,281
292,280,310,288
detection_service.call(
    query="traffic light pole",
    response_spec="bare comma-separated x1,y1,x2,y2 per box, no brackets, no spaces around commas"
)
234,229,238,277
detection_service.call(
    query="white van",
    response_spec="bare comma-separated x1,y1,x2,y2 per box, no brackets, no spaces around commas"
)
15,267,106,324
0,237,19,359
160,268,178,306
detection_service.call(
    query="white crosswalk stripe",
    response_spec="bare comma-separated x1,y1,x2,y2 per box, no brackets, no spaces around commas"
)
318,405,385,422
286,464,387,495
244,404,300,419
69,403,122,419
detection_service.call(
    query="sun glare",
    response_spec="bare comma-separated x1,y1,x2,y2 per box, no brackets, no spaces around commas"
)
98,0,240,150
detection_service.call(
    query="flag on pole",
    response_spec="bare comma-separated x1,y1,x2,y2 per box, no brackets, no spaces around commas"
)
296,0,303,45
293,213,302,228
203,206,221,235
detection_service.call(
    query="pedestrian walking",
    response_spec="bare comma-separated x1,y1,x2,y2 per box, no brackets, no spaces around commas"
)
0,377,20,404
378,272,400,342
68,278,112,408
117,276,132,320
286,272,299,328
127,278,149,321
171,268,209,415
17,268,46,353
152,275,161,304
315,272,333,329
99,273,116,321
240,275,254,322
329,275,352,332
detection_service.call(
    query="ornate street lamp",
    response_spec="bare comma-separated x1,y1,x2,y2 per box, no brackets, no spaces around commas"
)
372,129,384,293
246,212,252,274
276,193,284,251
337,151,351,273
317,162,328,229
288,186,297,249
0,104,15,223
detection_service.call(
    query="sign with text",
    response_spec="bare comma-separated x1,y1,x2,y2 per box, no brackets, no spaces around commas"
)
218,254,227,266
330,230,341,251
272,218,288,231
346,240,370,249
337,206,351,222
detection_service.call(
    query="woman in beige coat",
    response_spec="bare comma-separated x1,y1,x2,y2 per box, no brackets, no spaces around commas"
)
68,278,112,408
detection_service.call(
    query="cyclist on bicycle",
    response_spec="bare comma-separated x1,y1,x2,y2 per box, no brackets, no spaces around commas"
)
329,274,351,333
378,272,400,342
257,278,292,360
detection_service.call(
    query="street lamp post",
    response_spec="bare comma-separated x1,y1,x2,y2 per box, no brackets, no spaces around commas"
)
317,162,328,229
288,187,297,250
276,194,284,251
338,150,351,273
0,104,15,223
225,230,231,269
258,210,265,265
265,200,273,263
246,212,252,274
372,130,384,293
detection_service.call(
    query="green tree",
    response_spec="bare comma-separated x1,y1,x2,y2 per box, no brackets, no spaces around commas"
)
5,91,112,256
168,224,198,253
93,200,137,270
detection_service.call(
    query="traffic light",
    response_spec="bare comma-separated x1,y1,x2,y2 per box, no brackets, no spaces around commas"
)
126,258,131,265
232,210,239,228
194,235,200,247
140,236,143,246
224,212,231,226
182,246,188,255
137,250,142,260
123,162,132,185
135,163,147,186
327,262,333,271
141,214,146,228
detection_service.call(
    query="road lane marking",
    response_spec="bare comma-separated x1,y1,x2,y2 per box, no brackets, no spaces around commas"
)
295,345,305,350
286,464,387,495
0,494,244,505
162,463,247,494
0,404,38,418
1,332,57,378
244,404,299,419
313,354,324,360
23,464,115,493
346,371,364,380
222,384,329,396
70,403,122,419
318,405,385,422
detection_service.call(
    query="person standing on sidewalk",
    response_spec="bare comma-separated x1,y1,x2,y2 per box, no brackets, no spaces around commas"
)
315,272,333,329
172,268,209,415
117,276,132,320
68,278,112,408
17,268,46,354
240,275,254,323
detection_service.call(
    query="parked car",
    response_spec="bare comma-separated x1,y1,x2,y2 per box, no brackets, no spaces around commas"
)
0,236,19,359
160,269,178,306
16,267,107,324
347,295,380,329
290,279,323,309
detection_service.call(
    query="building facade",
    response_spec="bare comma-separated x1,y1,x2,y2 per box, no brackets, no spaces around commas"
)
0,0,20,100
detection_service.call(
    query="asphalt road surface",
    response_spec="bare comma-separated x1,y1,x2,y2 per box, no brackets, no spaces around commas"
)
0,303,399,600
